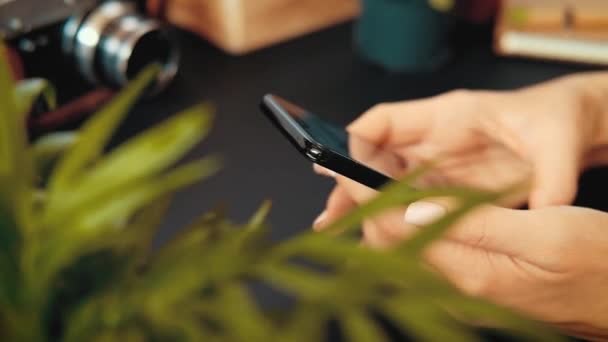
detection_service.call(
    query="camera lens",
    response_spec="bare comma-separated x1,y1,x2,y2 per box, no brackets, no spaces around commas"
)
62,1,178,92
98,15,178,91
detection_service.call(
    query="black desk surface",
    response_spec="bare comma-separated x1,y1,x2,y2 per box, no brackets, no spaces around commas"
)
116,22,606,247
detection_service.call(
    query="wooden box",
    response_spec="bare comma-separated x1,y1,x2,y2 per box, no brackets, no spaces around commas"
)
149,0,361,55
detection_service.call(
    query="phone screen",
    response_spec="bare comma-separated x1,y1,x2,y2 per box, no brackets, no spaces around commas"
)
263,95,406,186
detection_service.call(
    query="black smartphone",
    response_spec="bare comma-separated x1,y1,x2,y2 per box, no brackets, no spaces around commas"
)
260,94,404,190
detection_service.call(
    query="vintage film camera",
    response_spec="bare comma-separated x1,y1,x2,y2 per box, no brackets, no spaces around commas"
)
1,0,179,100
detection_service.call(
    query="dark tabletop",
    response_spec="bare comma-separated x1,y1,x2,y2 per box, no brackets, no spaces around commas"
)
116,21,605,245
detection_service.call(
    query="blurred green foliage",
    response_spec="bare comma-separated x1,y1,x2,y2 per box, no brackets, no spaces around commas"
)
0,44,561,341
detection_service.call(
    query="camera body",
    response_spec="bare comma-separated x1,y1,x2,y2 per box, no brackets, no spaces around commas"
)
1,0,179,101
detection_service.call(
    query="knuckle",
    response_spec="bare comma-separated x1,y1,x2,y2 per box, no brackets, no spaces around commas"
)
444,89,474,101
447,88,472,96
439,89,482,114
367,103,391,115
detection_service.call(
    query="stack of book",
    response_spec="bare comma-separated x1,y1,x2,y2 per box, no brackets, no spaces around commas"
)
495,0,608,66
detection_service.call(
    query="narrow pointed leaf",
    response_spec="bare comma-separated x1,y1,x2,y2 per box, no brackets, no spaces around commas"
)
37,158,219,290
31,131,78,180
32,132,78,163
0,43,20,176
255,263,333,300
279,304,327,342
341,310,388,342
76,104,213,198
213,284,272,341
47,157,220,229
381,297,481,342
323,177,495,237
0,44,34,230
441,296,565,342
15,78,57,117
49,64,160,194
400,192,501,255
248,200,272,229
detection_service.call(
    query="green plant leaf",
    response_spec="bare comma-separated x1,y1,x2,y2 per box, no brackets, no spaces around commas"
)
153,210,223,263
48,64,160,196
278,304,327,342
248,200,272,229
64,294,128,342
44,251,131,341
31,132,78,166
0,43,20,177
210,283,273,341
133,227,256,317
267,233,444,288
142,312,211,342
30,131,78,183
381,296,481,342
119,196,172,264
322,165,495,237
37,157,220,291
341,310,388,342
15,78,57,117
255,262,333,301
0,44,34,231
45,103,214,223
0,211,20,307
49,156,219,230
74,104,213,203
441,296,565,342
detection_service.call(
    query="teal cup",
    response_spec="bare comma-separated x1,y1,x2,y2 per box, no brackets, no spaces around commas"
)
354,0,453,72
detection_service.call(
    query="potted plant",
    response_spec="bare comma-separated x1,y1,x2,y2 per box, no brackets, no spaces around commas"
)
0,44,559,341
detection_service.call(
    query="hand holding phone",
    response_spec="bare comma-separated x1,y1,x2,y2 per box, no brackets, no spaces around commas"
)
260,94,408,190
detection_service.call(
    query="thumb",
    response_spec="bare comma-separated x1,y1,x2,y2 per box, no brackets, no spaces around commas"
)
529,139,581,208
347,100,434,147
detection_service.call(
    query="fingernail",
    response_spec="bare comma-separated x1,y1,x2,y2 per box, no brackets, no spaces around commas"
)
327,170,337,178
404,201,447,227
313,211,328,230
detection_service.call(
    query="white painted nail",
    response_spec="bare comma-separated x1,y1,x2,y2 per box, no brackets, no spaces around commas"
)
314,211,328,227
404,201,447,227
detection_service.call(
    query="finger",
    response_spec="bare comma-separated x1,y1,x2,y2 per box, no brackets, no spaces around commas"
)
349,136,407,178
335,175,378,205
313,164,337,178
403,198,554,260
423,239,533,305
423,240,498,297
426,240,565,321
529,132,582,208
362,220,395,249
347,100,435,147
314,185,357,231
